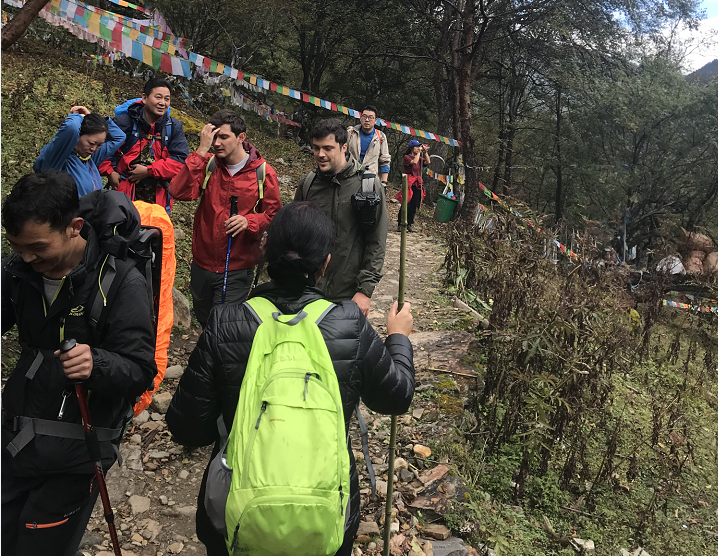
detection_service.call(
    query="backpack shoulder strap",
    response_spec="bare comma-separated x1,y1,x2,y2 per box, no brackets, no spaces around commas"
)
256,162,266,201
302,299,335,325
88,254,118,332
361,171,377,194
202,155,216,190
301,170,317,200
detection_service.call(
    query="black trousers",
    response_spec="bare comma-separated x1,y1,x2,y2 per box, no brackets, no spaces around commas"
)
398,184,423,226
195,454,358,556
190,262,254,328
1,472,99,556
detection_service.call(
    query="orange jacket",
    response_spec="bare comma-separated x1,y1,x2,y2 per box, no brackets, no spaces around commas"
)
132,201,177,416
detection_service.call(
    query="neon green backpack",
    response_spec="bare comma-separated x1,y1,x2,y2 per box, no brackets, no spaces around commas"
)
204,297,351,556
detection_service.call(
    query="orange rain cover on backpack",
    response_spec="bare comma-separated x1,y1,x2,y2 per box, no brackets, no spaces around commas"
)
132,201,177,416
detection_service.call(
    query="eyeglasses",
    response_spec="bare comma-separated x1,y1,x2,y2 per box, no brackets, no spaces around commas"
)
360,114,376,121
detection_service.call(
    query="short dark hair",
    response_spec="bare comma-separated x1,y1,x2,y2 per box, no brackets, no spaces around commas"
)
79,113,109,137
2,171,79,237
266,202,335,293
362,105,379,118
209,109,247,137
311,119,347,146
143,78,172,97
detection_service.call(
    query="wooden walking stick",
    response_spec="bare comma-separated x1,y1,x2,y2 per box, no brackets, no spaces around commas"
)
383,174,408,556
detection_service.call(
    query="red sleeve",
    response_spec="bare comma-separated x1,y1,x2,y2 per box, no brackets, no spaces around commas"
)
245,164,282,234
148,157,187,181
168,152,210,201
98,159,115,176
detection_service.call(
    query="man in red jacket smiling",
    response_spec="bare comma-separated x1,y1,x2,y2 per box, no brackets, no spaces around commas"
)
169,110,281,328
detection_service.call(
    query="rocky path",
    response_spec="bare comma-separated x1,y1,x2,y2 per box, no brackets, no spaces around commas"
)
80,210,485,556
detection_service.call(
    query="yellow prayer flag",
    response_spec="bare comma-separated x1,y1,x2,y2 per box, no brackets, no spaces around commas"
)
142,44,153,66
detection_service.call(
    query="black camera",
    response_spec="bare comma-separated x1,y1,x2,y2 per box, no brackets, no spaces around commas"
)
351,191,382,231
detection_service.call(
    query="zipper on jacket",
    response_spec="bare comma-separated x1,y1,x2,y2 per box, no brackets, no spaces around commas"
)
57,388,72,420
230,523,240,551
303,372,319,401
339,484,344,515
255,401,268,429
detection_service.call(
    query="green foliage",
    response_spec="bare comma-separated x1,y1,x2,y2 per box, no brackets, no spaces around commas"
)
439,215,718,554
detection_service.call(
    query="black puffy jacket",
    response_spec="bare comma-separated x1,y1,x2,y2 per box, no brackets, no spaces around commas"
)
1,192,157,476
167,281,415,544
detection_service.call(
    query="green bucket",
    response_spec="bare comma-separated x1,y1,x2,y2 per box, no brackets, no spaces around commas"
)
433,193,457,222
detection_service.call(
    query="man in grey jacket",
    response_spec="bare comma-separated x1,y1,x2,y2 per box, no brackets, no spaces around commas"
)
295,119,388,316
346,105,390,186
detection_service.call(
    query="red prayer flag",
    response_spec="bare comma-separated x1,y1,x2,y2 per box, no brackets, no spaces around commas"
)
270,82,277,92
203,57,211,69
160,53,172,73
302,93,309,102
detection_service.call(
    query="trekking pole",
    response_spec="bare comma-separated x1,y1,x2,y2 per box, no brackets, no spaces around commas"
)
383,174,408,556
222,195,239,304
60,339,122,556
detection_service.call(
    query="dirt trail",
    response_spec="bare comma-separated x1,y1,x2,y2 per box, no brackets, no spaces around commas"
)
80,214,480,556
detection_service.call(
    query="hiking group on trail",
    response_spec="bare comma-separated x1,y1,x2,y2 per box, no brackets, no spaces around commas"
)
2,78,426,556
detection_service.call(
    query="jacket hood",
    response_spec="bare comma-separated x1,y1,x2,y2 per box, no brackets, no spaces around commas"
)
128,100,170,132
78,190,142,260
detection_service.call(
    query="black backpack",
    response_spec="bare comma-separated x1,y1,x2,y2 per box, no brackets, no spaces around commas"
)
79,190,162,338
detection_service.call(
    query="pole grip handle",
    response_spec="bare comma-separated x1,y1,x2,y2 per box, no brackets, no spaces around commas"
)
230,195,239,217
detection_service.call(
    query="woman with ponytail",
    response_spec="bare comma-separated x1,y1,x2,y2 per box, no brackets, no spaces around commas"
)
167,202,416,556
33,106,125,197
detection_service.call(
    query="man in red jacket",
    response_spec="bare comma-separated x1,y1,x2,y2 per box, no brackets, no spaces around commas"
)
99,78,189,213
169,109,281,328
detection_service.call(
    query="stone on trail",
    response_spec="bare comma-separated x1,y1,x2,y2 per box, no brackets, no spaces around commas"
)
179,469,190,480
394,457,409,470
399,468,414,483
425,537,468,556
176,505,197,516
168,541,184,554
414,444,432,458
423,524,451,540
376,479,388,497
174,227,186,242
128,495,150,514
173,287,192,329
134,410,150,424
413,408,425,419
356,520,381,536
165,364,184,380
150,391,173,414
418,464,450,486
96,551,137,556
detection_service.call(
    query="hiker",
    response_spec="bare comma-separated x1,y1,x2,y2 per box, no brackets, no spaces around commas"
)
295,118,388,316
397,139,430,232
169,109,281,328
99,78,190,213
1,171,157,556
33,105,126,197
166,202,415,556
131,181,177,417
346,105,390,187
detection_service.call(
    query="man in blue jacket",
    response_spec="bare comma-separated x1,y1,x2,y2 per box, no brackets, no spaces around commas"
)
34,106,125,197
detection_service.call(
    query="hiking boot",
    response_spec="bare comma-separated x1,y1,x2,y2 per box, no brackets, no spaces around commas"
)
407,225,415,233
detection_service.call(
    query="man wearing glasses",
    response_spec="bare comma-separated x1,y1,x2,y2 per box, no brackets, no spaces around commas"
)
347,105,391,187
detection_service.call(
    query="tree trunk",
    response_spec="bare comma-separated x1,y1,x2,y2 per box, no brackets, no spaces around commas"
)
553,85,563,222
1,0,48,50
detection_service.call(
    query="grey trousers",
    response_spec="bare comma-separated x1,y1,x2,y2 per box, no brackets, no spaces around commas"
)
190,262,254,328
